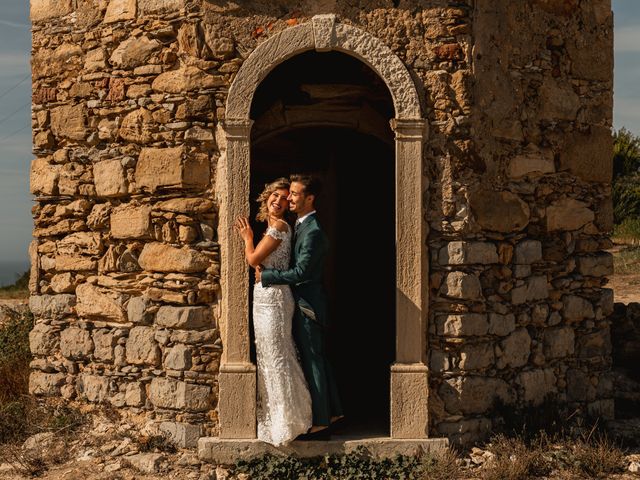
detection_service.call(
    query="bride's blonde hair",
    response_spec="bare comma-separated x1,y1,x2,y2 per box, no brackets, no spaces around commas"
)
255,177,290,222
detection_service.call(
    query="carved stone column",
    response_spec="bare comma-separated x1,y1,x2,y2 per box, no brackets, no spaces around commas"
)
390,118,429,439
217,118,256,439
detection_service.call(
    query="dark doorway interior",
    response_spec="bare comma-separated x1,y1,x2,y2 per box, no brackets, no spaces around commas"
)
249,51,396,436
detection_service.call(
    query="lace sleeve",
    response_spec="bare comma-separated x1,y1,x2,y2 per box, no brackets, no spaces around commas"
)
265,226,288,241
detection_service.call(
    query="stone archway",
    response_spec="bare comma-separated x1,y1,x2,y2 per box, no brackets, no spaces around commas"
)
216,14,429,440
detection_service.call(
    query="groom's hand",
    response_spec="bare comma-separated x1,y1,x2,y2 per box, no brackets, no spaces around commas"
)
255,268,262,283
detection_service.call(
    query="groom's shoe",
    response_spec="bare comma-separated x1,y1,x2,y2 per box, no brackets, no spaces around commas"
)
296,427,331,441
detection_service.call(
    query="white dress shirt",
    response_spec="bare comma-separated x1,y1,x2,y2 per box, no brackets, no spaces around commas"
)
295,210,316,227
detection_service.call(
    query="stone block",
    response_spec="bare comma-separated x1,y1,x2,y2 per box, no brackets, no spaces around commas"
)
50,104,87,141
156,306,211,329
518,368,556,406
29,371,65,396
139,0,185,15
54,255,97,272
93,329,115,362
31,0,73,22
499,328,531,368
60,327,93,359
511,276,548,305
538,77,580,121
438,241,498,265
104,0,136,23
439,376,513,415
126,326,161,366
155,198,214,214
543,326,575,359
441,272,482,300
459,343,494,370
562,294,595,322
76,283,127,323
159,422,201,448
119,108,155,143
110,36,160,69
30,158,59,195
77,374,110,403
577,329,611,359
127,453,165,474
29,323,59,356
390,365,429,439
469,189,530,233
576,253,613,277
559,127,613,183
135,147,210,192
125,382,146,407
164,344,192,370
508,145,555,179
546,198,595,231
514,240,542,265
110,204,151,239
50,273,75,293
436,314,489,336
94,159,128,197
57,232,103,256
149,377,212,412
151,66,225,93
488,313,516,337
567,369,596,402
138,243,209,273
127,296,151,324
29,294,76,319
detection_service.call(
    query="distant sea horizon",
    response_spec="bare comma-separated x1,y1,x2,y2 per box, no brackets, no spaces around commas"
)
0,260,29,287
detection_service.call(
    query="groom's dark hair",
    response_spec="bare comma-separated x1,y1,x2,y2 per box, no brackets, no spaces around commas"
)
290,174,322,198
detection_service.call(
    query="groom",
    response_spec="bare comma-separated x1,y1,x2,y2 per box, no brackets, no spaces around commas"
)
256,174,343,439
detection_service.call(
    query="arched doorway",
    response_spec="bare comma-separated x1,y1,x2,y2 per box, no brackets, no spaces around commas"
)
216,15,429,440
248,50,396,434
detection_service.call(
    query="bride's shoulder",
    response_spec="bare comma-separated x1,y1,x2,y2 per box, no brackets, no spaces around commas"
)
273,219,291,233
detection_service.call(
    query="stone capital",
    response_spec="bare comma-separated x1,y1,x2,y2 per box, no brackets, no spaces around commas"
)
390,118,427,140
222,119,253,140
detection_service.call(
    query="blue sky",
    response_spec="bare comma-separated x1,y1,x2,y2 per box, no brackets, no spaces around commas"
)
0,2,637,267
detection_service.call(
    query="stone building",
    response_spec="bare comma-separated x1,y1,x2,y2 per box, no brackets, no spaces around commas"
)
28,0,614,453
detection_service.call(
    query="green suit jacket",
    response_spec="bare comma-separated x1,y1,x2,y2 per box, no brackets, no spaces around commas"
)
261,213,329,326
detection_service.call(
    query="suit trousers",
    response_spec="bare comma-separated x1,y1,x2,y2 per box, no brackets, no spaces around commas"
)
293,310,343,426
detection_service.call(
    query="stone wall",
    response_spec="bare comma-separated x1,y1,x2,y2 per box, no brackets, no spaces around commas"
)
29,0,613,444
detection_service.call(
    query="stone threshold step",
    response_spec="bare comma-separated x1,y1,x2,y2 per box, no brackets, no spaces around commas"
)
198,436,449,464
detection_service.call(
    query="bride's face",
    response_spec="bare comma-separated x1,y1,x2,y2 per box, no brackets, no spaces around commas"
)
267,188,289,218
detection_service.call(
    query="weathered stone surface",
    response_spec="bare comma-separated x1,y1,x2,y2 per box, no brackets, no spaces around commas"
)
576,253,613,277
54,255,97,272
488,313,516,337
93,329,115,362
139,0,185,15
577,330,611,359
110,204,151,239
138,243,209,273
119,108,155,143
29,372,65,396
184,126,215,142
511,276,548,305
518,369,556,406
126,326,161,366
159,422,201,448
436,314,489,336
31,0,73,22
559,127,613,183
514,240,542,265
508,145,555,179
104,0,136,23
125,382,145,407
127,296,151,324
156,306,211,329
127,453,165,474
499,328,531,368
57,232,103,256
155,198,214,214
149,377,212,411
543,326,575,359
562,294,595,322
110,36,161,69
60,327,93,359
135,147,210,192
164,344,192,370
538,77,580,121
94,159,128,197
29,323,59,356
438,241,498,265
459,343,494,370
77,374,109,403
469,189,530,232
30,158,59,195
152,66,225,93
547,198,595,231
50,104,87,141
439,376,512,415
442,271,483,300
76,283,127,322
29,294,75,319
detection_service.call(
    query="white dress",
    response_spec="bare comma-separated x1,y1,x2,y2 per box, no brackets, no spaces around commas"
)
253,223,312,446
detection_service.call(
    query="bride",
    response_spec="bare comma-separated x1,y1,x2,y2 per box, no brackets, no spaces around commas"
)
234,177,312,446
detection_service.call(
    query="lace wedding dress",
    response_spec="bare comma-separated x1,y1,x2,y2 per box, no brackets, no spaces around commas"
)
253,223,312,446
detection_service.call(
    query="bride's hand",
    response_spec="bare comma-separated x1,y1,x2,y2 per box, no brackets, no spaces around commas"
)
234,217,253,243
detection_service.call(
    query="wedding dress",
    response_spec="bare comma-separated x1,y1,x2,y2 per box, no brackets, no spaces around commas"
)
253,223,312,446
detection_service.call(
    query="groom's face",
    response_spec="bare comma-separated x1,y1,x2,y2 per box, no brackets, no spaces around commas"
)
288,181,312,214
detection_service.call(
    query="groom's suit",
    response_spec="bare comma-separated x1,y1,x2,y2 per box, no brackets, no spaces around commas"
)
261,213,343,426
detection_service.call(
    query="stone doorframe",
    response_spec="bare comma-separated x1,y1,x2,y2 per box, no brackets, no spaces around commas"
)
216,14,429,440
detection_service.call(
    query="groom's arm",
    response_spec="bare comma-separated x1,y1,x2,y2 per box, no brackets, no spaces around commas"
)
261,229,323,287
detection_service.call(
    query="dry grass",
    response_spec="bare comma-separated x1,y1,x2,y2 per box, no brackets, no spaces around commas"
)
420,447,462,480
613,244,640,275
480,435,552,480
